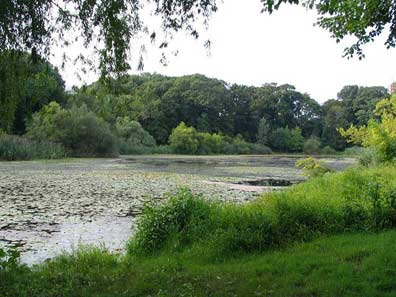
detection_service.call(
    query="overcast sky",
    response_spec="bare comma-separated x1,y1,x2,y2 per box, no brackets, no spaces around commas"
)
55,0,396,104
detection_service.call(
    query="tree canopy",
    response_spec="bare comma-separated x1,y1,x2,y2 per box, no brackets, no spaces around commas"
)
1,0,395,77
262,0,396,58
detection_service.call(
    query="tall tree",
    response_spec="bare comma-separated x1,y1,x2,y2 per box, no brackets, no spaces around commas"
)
0,51,65,134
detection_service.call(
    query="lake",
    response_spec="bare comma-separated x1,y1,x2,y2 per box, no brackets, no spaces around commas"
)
0,155,355,264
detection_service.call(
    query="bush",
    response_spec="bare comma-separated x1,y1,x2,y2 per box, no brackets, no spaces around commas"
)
198,132,227,154
339,94,396,163
0,134,67,161
169,122,200,154
321,145,336,155
269,127,304,152
128,166,396,258
27,102,117,157
128,188,213,255
115,116,157,154
303,137,321,154
169,122,271,155
0,248,20,271
295,157,333,178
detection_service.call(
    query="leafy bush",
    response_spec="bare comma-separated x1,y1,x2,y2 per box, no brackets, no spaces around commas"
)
27,102,117,157
303,137,321,154
321,145,336,155
169,122,271,155
169,122,200,154
128,166,396,258
339,94,396,163
115,116,156,154
128,188,213,255
295,157,333,178
0,248,20,271
0,134,67,160
198,132,227,154
269,127,304,152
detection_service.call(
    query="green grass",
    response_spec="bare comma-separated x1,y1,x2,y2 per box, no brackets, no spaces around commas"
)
2,231,396,296
0,134,67,161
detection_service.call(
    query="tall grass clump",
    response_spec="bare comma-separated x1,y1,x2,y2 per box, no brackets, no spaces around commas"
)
128,166,396,259
128,188,214,255
0,134,67,161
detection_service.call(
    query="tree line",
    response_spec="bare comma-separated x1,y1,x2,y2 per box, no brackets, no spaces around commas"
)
0,53,390,156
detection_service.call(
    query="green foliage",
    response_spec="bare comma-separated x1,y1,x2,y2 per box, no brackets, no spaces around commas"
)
321,145,336,155
168,122,200,154
263,1,396,59
198,132,227,154
128,165,396,259
0,1,217,77
27,102,117,157
257,117,270,146
269,127,304,152
128,188,213,255
0,51,65,134
0,134,66,161
295,157,333,178
115,116,156,155
339,94,396,163
303,137,322,154
3,231,396,296
0,247,20,271
169,122,271,155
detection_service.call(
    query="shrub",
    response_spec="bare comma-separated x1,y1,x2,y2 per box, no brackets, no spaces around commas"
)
0,248,20,271
321,145,336,155
115,116,156,154
339,94,396,163
295,157,333,178
27,102,117,157
248,143,272,154
128,188,213,255
224,134,252,154
198,132,227,154
169,122,200,154
269,127,304,152
0,134,67,161
303,137,321,154
169,122,271,155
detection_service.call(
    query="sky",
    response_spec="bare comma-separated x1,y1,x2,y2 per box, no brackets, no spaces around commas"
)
54,0,396,104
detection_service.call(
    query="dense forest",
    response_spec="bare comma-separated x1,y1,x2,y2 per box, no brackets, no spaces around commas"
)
0,53,390,157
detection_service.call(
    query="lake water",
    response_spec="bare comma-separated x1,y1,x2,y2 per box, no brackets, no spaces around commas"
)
0,155,355,265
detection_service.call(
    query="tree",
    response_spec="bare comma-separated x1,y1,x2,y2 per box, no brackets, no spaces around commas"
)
340,94,396,162
0,51,65,134
262,0,396,58
0,0,217,77
27,102,117,156
168,122,200,154
257,117,270,146
2,0,394,79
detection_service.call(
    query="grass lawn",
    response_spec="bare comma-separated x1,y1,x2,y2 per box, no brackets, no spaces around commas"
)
2,230,396,297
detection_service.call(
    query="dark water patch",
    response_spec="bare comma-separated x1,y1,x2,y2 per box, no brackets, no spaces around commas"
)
237,178,303,187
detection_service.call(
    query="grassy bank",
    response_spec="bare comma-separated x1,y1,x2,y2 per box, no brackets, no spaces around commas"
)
129,165,396,258
2,231,396,296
